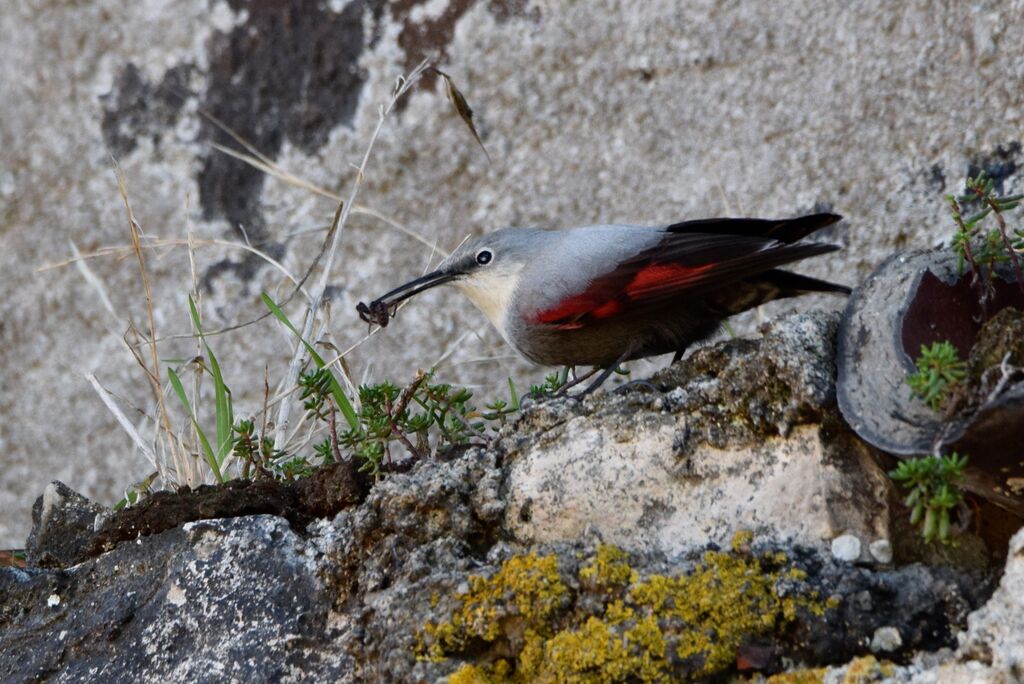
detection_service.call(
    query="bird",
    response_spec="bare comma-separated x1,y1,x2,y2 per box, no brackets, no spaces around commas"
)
358,213,849,393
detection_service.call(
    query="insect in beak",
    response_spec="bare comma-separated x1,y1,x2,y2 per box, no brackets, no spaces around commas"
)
357,269,459,327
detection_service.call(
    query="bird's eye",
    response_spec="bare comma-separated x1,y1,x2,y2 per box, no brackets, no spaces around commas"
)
476,250,493,265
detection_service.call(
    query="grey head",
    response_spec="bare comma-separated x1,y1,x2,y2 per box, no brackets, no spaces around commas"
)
357,227,555,336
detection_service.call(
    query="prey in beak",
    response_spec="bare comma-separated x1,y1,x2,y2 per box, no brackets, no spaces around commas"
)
357,269,459,327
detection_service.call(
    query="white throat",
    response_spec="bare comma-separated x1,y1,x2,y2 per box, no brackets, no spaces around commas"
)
454,267,523,339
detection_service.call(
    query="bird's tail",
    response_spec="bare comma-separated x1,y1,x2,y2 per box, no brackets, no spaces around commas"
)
707,268,850,315
756,269,852,296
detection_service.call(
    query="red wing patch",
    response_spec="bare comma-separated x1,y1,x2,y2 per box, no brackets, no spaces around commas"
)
532,292,618,327
625,262,716,298
531,261,717,328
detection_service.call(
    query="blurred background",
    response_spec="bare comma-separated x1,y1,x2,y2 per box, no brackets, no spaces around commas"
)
1,0,1022,546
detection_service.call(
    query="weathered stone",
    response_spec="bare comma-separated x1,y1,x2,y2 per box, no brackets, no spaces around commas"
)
0,498,993,683
831,534,863,563
781,526,1024,683
504,313,895,557
2,516,349,683
948,526,1024,679
869,538,894,564
25,482,106,569
0,450,506,683
871,626,903,653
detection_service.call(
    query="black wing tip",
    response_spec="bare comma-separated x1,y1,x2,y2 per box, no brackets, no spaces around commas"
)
665,212,845,242
774,213,844,242
761,268,852,296
809,211,843,226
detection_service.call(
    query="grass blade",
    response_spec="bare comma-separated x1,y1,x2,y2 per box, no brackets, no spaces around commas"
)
261,292,359,430
168,366,223,482
188,295,234,466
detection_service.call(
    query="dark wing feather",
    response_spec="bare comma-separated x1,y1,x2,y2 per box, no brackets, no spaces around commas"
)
664,213,841,243
532,226,843,328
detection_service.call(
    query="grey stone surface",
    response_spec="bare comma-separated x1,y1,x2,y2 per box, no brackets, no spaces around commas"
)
0,453,994,683
2,0,1023,547
819,527,1024,683
25,482,105,569
831,534,863,563
869,538,894,564
871,626,904,654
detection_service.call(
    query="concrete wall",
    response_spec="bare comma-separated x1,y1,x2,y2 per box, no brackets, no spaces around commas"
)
2,0,1021,545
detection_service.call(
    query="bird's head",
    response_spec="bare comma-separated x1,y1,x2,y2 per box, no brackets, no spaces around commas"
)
358,228,548,334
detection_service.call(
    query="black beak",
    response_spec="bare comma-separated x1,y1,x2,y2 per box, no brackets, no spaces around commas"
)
357,269,459,327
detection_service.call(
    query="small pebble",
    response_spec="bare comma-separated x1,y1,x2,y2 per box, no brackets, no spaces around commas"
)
870,626,903,653
47,593,61,608
831,534,862,562
869,539,893,564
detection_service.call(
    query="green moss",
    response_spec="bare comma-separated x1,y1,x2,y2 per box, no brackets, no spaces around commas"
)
422,544,827,682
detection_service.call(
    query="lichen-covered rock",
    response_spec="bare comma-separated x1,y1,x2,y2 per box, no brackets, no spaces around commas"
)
0,452,506,684
769,527,1024,683
0,507,991,684
2,516,345,683
503,313,895,559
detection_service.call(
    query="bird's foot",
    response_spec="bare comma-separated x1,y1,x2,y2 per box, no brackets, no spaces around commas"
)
613,379,658,395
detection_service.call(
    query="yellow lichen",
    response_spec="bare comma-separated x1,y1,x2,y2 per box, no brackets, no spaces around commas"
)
420,552,569,659
579,544,638,589
423,544,828,683
767,667,828,683
841,655,895,684
731,529,755,553
448,663,492,684
630,550,804,676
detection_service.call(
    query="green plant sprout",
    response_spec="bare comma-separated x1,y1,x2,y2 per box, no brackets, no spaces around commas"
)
231,419,285,479
166,295,236,483
337,371,523,477
948,170,1024,303
530,369,571,397
113,472,159,511
889,453,968,543
907,341,967,411
262,292,360,431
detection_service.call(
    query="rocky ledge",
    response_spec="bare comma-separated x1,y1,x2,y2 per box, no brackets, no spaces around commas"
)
1,312,1020,682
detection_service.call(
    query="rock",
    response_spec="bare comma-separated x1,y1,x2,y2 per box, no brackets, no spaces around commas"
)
869,538,894,564
25,482,105,569
0,450,504,682
2,516,349,683
0,350,1002,684
777,526,1024,683
504,313,895,556
831,534,863,563
0,492,991,683
952,526,1024,678
871,626,903,653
